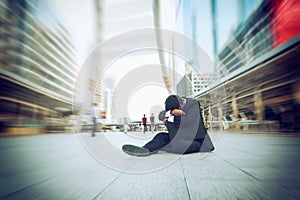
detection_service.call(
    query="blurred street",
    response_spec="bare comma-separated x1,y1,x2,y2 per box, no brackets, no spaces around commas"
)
0,131,300,199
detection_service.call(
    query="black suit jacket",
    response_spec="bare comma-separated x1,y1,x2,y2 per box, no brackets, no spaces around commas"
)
167,98,207,141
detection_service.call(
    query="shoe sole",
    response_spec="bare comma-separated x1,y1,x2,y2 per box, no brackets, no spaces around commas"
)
122,145,151,157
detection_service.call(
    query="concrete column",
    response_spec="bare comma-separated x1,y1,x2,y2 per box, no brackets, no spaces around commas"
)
202,106,207,128
218,101,223,131
208,104,213,131
254,91,264,121
232,94,240,132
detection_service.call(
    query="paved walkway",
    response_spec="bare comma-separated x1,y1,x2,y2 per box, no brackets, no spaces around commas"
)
0,131,300,199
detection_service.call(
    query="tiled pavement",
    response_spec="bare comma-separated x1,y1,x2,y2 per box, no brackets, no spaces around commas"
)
0,131,300,199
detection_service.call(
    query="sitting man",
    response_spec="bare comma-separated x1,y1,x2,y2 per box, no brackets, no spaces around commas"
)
122,95,215,156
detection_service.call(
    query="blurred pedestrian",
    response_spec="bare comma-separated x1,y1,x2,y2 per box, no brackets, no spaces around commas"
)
123,117,130,133
92,117,96,137
150,113,155,132
142,114,147,133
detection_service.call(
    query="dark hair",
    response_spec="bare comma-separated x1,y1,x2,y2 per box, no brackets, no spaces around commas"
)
158,110,166,121
165,95,183,111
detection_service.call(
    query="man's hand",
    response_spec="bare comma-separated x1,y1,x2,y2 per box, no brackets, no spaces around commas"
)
171,109,185,116
163,118,168,125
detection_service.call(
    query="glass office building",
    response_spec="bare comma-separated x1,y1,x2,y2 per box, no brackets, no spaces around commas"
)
0,0,78,133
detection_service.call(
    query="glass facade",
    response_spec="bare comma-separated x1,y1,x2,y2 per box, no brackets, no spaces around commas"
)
0,0,78,132
156,0,300,132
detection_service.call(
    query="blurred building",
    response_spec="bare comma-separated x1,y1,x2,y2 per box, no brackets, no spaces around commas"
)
192,73,214,93
0,0,78,134
196,0,300,132
155,0,300,132
176,67,214,98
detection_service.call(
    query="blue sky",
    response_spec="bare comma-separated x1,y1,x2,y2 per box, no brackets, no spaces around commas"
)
180,0,262,58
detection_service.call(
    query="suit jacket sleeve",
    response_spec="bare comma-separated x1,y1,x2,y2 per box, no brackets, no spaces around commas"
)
179,98,201,127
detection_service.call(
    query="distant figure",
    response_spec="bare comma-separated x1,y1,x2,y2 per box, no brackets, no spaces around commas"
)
122,95,215,156
150,113,155,132
142,114,147,133
123,117,130,133
92,117,96,137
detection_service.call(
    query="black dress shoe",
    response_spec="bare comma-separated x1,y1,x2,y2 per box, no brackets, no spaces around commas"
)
122,144,152,157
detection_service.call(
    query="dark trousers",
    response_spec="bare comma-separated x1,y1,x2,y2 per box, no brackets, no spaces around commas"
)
143,124,147,132
143,132,203,154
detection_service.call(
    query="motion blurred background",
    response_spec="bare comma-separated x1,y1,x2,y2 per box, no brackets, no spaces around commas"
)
0,0,299,135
